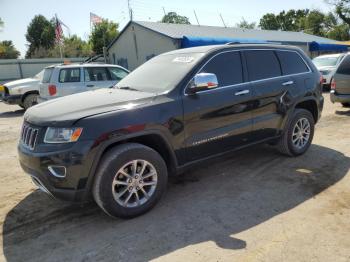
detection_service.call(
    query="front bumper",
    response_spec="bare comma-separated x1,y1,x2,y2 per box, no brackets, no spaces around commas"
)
330,91,350,103
1,94,22,105
18,140,97,202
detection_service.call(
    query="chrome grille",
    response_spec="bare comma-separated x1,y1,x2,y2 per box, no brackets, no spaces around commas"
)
20,123,39,150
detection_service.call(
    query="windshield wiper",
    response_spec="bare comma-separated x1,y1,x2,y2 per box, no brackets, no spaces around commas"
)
117,86,140,91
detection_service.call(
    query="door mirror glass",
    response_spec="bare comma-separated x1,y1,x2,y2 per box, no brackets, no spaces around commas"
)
188,73,219,94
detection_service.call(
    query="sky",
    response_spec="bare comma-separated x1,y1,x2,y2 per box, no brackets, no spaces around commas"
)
0,0,332,58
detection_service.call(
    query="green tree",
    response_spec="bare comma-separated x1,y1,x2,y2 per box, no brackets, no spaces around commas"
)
51,35,92,57
25,15,55,58
0,17,4,30
89,19,118,55
327,0,350,25
236,18,256,29
327,23,350,40
259,13,280,30
161,12,191,24
300,10,326,36
0,40,20,59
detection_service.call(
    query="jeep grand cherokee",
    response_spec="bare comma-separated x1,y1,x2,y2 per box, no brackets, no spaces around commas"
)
18,44,324,218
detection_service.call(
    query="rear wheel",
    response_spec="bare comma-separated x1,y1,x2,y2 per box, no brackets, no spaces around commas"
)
341,103,350,108
277,109,315,156
93,143,168,218
22,94,38,110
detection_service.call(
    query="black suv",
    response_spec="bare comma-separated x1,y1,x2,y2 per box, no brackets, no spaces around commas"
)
18,44,324,218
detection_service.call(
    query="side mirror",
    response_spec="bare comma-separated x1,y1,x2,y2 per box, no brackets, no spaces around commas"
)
187,73,219,94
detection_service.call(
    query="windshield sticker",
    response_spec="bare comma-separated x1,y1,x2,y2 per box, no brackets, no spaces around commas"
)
172,56,195,63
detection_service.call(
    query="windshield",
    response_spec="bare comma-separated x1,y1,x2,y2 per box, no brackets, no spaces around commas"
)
313,56,342,67
34,70,44,80
116,52,205,93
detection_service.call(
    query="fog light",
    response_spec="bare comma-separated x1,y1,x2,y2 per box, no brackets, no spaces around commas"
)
48,165,66,178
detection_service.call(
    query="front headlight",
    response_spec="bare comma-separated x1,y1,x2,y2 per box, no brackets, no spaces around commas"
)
44,127,83,143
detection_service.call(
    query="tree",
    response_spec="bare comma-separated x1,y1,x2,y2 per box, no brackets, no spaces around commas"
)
50,35,92,57
327,23,350,40
236,18,256,29
260,9,309,31
25,15,55,58
161,12,190,24
89,19,118,55
259,13,280,30
300,10,326,36
0,17,4,31
0,41,20,59
327,0,350,25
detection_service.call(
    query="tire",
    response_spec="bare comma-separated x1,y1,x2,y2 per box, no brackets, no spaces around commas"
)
93,143,168,218
23,94,38,110
277,109,315,157
341,103,350,108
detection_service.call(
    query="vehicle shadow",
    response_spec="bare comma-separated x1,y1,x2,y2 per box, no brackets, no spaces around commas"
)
2,144,349,261
0,109,24,118
335,109,350,116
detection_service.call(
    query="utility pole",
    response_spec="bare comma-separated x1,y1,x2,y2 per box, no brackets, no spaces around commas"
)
127,0,133,21
193,10,200,26
162,7,166,16
219,13,227,28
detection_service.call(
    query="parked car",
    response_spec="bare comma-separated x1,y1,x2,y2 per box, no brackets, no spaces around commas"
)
312,53,345,90
18,44,323,218
330,53,350,107
0,70,44,110
38,63,129,102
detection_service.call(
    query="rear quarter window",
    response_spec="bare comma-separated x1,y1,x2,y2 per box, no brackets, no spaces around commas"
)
245,50,281,81
277,51,310,75
42,68,53,83
337,56,350,75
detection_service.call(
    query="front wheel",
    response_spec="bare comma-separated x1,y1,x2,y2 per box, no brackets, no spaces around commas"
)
93,143,168,218
341,103,350,108
23,94,38,110
277,109,315,156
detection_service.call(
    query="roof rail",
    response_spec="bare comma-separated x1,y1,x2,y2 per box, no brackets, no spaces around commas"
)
225,41,282,45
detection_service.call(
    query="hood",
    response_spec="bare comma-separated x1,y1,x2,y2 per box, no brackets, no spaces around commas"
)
25,88,156,126
316,65,336,71
4,78,38,88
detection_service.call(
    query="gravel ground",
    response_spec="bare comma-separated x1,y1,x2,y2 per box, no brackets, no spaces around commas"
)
1,93,350,262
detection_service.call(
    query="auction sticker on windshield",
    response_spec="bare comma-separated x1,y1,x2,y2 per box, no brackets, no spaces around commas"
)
172,57,195,63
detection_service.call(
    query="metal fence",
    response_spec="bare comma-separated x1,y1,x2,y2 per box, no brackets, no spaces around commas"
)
0,57,87,84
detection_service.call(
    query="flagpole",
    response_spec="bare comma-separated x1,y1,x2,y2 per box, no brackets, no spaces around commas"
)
55,14,63,59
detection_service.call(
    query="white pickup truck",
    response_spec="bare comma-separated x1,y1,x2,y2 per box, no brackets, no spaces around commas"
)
0,70,43,110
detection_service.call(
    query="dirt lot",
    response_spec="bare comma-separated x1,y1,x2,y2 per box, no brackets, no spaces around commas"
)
1,94,350,262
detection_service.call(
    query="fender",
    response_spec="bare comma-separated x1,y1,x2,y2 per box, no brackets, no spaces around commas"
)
82,129,179,199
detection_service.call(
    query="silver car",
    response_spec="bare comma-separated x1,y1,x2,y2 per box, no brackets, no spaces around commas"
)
38,63,129,102
330,53,350,107
312,53,345,89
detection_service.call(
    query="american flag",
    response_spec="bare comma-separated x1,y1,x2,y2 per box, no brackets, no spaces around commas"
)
90,12,103,25
55,15,65,43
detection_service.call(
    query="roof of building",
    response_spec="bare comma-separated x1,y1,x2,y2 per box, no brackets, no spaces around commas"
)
133,21,337,44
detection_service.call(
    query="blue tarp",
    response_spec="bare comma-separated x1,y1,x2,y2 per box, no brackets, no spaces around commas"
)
181,36,268,48
309,41,349,52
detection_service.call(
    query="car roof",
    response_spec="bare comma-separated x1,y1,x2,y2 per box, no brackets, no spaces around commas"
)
45,63,128,70
313,53,346,59
161,44,301,56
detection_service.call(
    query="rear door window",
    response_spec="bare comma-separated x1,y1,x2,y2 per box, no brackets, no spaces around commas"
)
337,56,350,75
108,67,129,81
277,51,309,75
59,68,81,83
245,50,281,81
84,67,111,81
200,51,243,87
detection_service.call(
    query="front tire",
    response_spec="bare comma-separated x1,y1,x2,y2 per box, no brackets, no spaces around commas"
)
23,94,38,110
93,143,168,219
341,103,350,108
277,109,315,156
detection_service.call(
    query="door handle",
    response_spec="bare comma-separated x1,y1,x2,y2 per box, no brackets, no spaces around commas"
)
282,81,294,86
235,90,250,96
86,84,94,87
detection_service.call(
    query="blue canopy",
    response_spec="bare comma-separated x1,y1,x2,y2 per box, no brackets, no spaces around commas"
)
309,41,348,52
181,36,268,48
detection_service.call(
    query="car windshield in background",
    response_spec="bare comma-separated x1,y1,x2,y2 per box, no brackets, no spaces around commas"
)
116,53,205,93
313,57,340,67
